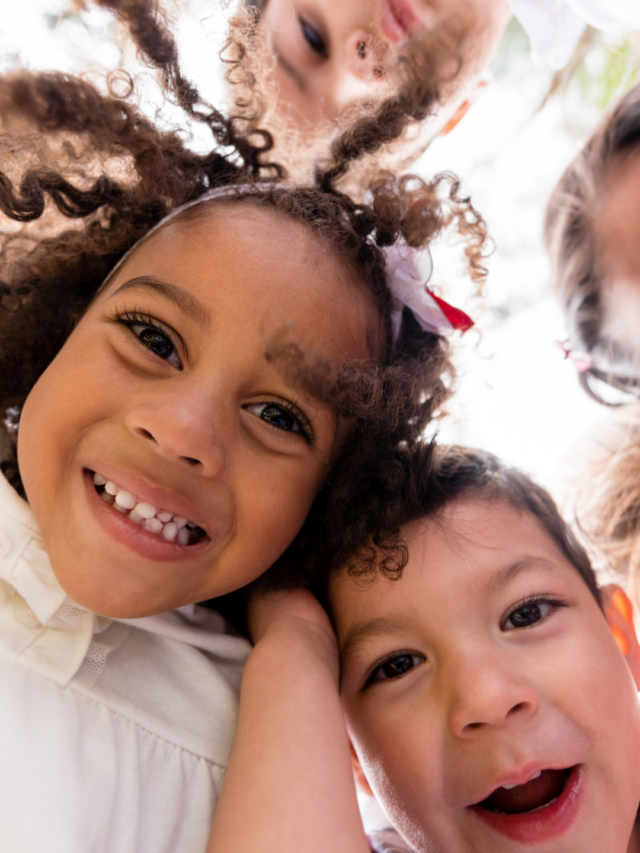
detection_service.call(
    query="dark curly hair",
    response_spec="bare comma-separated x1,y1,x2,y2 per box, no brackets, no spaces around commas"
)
0,8,489,606
293,443,601,609
545,82,640,406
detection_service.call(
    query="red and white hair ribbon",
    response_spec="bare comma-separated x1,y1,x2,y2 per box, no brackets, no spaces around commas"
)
384,244,474,344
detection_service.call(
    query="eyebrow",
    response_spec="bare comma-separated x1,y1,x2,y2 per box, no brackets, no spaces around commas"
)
109,276,211,327
339,557,558,664
340,614,412,665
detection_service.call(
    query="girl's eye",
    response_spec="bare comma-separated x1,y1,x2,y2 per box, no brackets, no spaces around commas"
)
245,402,312,440
300,17,328,58
503,599,560,631
369,653,424,685
117,313,181,369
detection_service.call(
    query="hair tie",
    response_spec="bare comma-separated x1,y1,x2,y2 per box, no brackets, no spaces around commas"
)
383,244,474,347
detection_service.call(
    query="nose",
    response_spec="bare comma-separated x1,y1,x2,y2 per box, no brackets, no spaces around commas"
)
125,387,226,477
446,653,539,738
346,28,389,80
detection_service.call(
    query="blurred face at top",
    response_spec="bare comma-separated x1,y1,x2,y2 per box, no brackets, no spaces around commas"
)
257,0,511,130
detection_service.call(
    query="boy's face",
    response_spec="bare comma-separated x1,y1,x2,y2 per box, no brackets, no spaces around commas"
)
331,499,640,853
261,0,511,125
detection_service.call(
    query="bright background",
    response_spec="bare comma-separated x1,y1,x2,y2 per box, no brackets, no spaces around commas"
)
2,4,640,496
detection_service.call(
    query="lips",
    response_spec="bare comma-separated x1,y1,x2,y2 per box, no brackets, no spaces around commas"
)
470,765,584,844
380,0,424,43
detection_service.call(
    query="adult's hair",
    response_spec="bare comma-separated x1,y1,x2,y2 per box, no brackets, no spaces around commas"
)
545,82,640,405
271,443,601,607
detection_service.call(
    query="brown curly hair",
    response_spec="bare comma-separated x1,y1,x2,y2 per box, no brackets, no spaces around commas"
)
545,82,640,405
0,11,488,605
287,443,601,609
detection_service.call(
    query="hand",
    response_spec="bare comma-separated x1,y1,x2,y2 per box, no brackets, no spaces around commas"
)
247,587,339,678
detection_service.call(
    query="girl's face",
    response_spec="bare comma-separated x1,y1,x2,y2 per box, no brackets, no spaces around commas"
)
18,203,378,618
261,0,511,124
332,500,640,853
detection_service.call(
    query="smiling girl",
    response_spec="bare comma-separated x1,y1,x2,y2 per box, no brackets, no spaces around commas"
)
0,22,487,853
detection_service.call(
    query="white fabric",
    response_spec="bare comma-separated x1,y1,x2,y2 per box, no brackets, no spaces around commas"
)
507,0,640,69
0,471,252,853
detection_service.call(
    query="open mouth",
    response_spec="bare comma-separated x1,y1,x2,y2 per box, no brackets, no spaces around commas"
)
478,768,573,815
91,472,207,546
381,0,424,43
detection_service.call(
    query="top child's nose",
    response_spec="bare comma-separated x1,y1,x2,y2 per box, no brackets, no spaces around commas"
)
346,29,389,80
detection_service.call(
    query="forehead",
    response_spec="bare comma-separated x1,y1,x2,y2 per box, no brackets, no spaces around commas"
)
330,500,579,638
106,201,379,362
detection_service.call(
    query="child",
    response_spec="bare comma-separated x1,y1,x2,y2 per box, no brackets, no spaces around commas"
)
546,81,640,405
560,403,640,605
213,444,640,853
0,44,487,853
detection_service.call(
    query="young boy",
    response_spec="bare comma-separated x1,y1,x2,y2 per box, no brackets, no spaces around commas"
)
208,444,640,853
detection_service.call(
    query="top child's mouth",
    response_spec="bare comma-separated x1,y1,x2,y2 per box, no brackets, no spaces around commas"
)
92,472,207,545
478,767,573,815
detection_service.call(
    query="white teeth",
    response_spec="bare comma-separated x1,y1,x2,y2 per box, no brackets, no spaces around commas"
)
162,522,178,542
144,517,164,534
134,502,158,520
502,770,542,791
95,477,199,543
114,490,137,510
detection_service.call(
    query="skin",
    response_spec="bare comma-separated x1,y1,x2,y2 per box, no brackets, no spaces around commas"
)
260,0,511,128
17,202,379,618
595,151,640,365
331,499,640,853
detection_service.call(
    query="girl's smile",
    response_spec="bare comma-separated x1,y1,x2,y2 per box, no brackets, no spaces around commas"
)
17,201,379,618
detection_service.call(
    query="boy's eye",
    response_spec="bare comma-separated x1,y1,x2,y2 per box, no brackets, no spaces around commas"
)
300,17,328,58
503,600,557,631
369,653,424,685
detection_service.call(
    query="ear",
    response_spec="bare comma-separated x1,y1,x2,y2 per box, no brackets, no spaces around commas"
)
440,80,488,136
349,740,375,798
602,583,640,688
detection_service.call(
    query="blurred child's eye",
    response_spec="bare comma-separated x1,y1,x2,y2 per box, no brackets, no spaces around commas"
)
117,312,181,369
245,402,313,442
299,17,328,58
366,652,424,687
503,597,566,631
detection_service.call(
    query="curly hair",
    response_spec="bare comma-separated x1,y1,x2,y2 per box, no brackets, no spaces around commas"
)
0,15,489,602
545,82,640,405
279,443,601,609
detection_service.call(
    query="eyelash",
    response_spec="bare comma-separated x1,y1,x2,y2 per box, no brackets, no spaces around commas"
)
113,310,315,442
362,650,425,690
299,16,328,58
501,595,568,632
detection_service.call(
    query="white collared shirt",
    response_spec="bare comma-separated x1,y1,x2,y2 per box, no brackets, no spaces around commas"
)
0,471,251,853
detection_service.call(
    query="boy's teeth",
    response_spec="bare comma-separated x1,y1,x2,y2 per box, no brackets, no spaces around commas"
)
93,473,202,544
502,771,542,791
